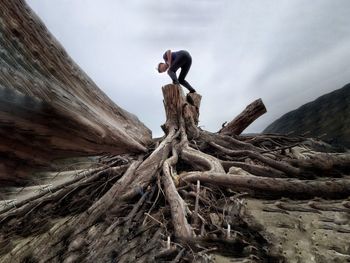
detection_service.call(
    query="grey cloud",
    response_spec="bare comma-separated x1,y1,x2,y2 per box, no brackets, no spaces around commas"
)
27,0,350,137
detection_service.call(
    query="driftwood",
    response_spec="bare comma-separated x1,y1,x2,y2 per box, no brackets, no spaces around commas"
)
0,1,349,262
1,83,349,262
219,98,267,135
0,0,151,186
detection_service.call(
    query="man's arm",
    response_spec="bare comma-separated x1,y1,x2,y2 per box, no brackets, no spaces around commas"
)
164,49,179,84
166,50,172,67
167,70,179,84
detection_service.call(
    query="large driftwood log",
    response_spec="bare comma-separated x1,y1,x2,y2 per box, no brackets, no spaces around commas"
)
219,98,266,135
0,0,152,185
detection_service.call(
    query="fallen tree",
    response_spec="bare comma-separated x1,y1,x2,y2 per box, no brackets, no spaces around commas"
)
1,84,349,262
0,0,151,186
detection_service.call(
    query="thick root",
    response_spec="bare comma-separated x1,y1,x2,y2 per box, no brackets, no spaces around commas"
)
180,171,350,199
162,141,193,238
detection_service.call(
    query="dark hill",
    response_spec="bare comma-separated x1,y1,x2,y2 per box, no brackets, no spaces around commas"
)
264,83,350,148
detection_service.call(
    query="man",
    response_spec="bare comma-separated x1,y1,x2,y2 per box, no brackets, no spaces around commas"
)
157,50,196,93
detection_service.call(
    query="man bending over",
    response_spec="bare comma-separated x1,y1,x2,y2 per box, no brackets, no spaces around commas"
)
157,50,196,93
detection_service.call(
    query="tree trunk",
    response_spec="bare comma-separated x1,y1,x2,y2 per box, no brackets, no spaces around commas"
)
0,0,152,185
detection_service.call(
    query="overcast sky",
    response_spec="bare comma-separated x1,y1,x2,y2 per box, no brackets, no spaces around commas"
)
27,0,350,137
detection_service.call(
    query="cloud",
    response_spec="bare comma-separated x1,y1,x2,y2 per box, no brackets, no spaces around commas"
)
27,0,350,137
248,38,350,132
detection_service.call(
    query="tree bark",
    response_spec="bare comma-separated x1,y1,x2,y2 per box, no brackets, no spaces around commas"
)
0,0,152,185
219,98,267,135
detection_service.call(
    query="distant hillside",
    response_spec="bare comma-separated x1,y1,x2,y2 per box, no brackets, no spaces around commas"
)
264,83,350,148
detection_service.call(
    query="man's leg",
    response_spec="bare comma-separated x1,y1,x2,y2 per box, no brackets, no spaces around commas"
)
178,61,196,93
167,55,183,84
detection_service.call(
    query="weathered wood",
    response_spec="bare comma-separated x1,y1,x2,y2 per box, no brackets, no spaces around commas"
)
221,161,287,178
161,84,202,138
186,92,202,125
162,141,193,238
180,171,350,198
0,0,152,185
183,93,202,138
1,78,349,262
219,98,266,135
209,141,300,176
181,145,224,173
161,84,186,133
1,3,349,262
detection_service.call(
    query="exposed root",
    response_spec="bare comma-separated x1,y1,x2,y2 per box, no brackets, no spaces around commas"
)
1,84,349,263
162,137,193,238
180,171,350,199
181,145,225,173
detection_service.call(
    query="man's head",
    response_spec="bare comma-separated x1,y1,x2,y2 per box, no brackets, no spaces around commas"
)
157,62,168,73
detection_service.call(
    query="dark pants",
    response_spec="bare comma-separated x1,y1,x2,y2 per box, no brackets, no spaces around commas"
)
168,51,196,93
